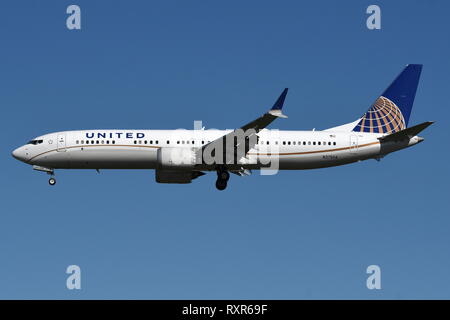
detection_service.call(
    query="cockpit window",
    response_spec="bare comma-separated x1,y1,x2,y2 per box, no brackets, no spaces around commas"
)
27,139,43,145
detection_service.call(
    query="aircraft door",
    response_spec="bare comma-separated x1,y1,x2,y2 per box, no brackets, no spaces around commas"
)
57,134,66,152
349,134,358,153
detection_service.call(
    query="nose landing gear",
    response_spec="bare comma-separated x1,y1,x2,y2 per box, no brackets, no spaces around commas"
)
48,177,56,186
215,168,230,191
32,166,56,186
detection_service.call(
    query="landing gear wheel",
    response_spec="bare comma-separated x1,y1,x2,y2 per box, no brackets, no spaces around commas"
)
48,177,56,186
217,170,230,181
215,179,227,191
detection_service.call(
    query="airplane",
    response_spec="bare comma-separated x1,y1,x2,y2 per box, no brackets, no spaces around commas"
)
12,64,433,190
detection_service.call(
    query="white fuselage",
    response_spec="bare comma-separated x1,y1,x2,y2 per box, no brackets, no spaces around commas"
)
12,129,422,171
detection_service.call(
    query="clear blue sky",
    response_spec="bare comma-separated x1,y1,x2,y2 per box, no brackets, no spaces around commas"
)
1,0,449,299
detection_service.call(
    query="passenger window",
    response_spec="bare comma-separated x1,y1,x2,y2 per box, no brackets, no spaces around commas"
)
96,141,99,144
267,141,269,145
166,140,169,144
76,140,79,144
106,141,109,144
333,142,336,145
112,141,115,144
101,140,104,144
282,141,286,145
318,142,321,145
134,140,137,144
313,141,316,145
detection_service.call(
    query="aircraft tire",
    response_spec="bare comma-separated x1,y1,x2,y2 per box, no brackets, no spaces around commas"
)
218,171,230,181
215,179,227,191
49,177,56,186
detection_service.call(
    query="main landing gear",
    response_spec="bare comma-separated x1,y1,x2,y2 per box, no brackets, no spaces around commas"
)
215,169,230,191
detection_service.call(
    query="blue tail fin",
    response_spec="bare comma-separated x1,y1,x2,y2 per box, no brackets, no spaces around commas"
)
353,64,422,134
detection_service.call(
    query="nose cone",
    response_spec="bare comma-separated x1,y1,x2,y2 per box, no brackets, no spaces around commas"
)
12,146,28,162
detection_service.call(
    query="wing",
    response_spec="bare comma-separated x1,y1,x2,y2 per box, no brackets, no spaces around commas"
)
198,88,288,165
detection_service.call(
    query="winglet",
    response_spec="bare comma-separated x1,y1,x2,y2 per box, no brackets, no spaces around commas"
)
271,88,288,110
268,88,288,118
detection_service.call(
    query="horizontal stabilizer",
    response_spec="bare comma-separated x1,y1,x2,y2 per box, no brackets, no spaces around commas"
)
378,121,434,142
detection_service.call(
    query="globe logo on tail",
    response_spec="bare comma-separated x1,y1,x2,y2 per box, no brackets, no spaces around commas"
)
353,96,406,134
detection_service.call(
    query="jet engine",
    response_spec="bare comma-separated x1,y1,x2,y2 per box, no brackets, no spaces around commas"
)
155,169,204,184
155,147,203,183
157,147,197,170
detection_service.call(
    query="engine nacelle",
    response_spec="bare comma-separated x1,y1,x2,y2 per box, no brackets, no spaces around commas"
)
155,169,204,184
157,147,197,170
